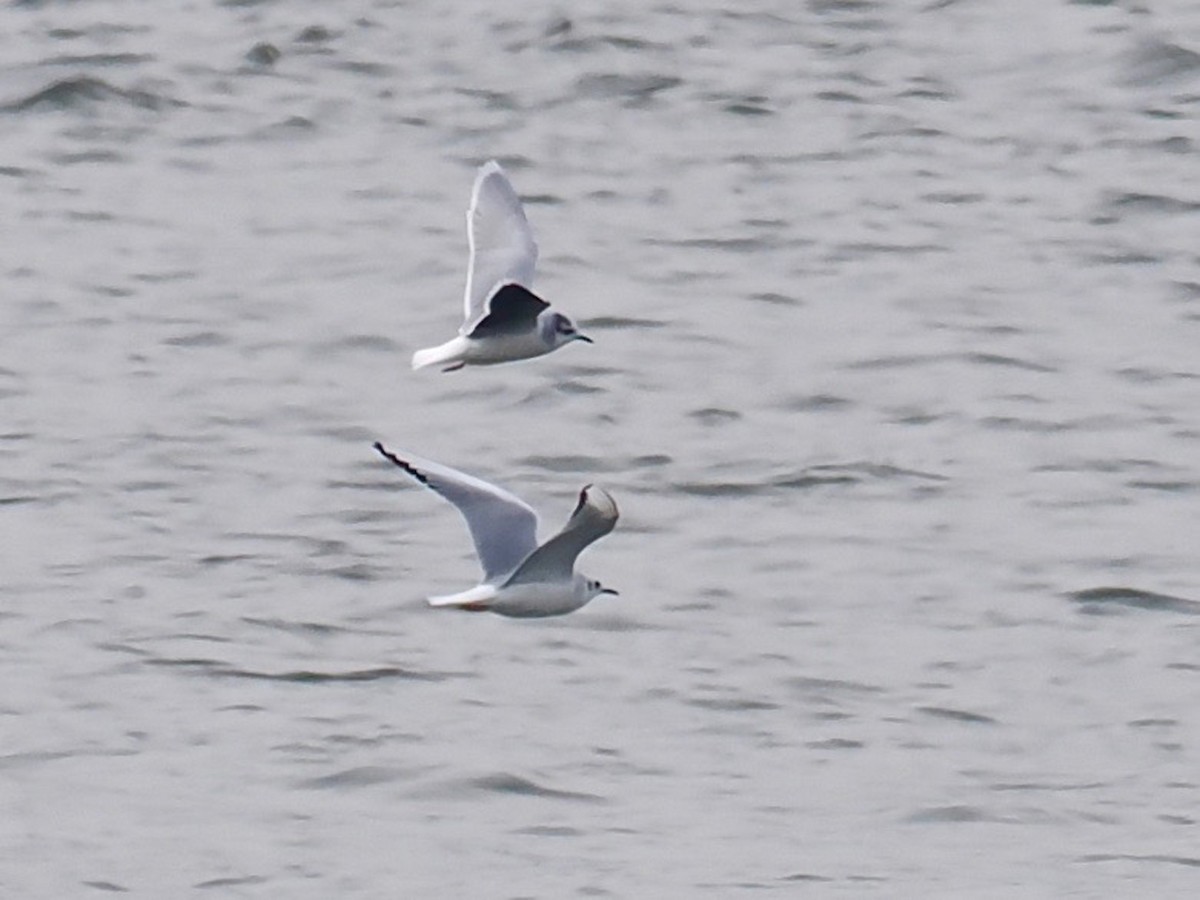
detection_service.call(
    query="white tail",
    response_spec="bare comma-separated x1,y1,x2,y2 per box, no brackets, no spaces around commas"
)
412,337,467,371
428,584,497,609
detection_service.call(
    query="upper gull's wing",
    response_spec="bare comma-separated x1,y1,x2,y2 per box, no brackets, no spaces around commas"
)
374,442,538,582
462,161,538,334
504,486,618,586
466,283,549,339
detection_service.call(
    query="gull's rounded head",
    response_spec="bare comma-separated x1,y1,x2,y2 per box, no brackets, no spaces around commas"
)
541,311,593,349
585,577,619,599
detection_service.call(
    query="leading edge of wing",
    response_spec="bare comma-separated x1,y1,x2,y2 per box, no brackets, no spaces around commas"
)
373,442,540,582
462,161,538,330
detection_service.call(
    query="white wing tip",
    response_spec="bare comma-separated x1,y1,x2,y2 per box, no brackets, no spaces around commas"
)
583,485,619,521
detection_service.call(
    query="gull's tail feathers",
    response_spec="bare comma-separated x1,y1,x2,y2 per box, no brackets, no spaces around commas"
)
428,583,497,610
412,338,467,372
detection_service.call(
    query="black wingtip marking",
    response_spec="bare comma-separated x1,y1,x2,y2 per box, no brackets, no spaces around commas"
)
572,484,593,516
373,442,429,486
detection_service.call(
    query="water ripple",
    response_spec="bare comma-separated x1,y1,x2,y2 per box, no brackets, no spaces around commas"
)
145,658,448,683
4,75,181,113
1067,587,1200,616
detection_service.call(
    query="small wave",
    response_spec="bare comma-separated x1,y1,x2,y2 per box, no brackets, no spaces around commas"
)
807,738,864,750
308,334,400,356
811,462,948,482
408,771,607,805
244,42,281,67
296,25,337,45
781,872,835,883
671,461,943,497
722,100,774,117
521,453,610,473
298,765,409,790
145,657,447,682
961,352,1057,373
778,393,852,411
548,28,668,55
688,407,741,424
583,315,668,330
688,696,779,712
921,188,984,203
828,241,948,261
647,236,771,252
1126,479,1196,494
989,780,1108,793
917,705,998,725
788,676,884,697
164,331,227,348
513,825,582,837
1124,38,1200,87
239,617,349,636
906,805,996,824
1078,853,1200,869
670,480,766,498
225,666,441,684
46,52,153,68
468,772,605,803
194,875,266,890
574,72,682,102
1104,191,1200,217
4,75,180,113
749,291,802,306
1067,587,1200,615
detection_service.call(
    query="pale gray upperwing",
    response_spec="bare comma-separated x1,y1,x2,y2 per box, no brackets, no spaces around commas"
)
461,161,538,334
374,443,539,582
503,486,618,586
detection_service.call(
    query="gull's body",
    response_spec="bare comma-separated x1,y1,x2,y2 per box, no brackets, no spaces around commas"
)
373,442,618,617
411,161,592,372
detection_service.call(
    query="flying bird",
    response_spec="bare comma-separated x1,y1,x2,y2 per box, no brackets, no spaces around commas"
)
373,442,618,617
411,160,593,372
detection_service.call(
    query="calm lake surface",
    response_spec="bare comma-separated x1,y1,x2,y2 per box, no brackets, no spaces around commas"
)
3,1,1199,896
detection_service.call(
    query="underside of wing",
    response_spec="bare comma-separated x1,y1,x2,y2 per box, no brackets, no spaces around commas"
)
462,161,538,334
466,283,549,339
374,443,539,582
504,486,618,586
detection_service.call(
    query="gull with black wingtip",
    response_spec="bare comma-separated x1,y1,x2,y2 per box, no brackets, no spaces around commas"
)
373,442,618,617
411,160,593,372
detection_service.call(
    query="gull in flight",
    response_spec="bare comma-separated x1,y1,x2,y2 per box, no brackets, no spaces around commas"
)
411,160,593,372
373,442,618,617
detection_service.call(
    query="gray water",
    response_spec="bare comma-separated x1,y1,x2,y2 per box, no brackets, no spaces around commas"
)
3,0,1199,896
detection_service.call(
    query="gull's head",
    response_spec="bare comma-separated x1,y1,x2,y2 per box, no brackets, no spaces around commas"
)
541,311,593,350
585,577,619,600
